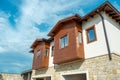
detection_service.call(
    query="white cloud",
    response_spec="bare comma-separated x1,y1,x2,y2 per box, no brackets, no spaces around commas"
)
0,47,6,53
18,0,87,30
0,0,104,55
0,0,102,73
11,63,26,68
18,0,99,27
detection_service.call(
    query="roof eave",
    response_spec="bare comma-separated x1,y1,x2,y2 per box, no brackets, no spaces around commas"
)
48,14,82,36
82,1,120,23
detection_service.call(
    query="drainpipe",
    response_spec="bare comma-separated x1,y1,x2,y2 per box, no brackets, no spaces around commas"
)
96,10,112,61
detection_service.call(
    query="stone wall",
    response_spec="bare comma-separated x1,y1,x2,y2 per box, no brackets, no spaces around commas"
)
0,73,22,80
32,53,120,80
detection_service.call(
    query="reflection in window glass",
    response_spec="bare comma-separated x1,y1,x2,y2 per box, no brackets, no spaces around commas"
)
60,35,68,48
78,32,82,43
37,50,41,58
64,35,68,46
88,29,95,41
86,26,96,43
45,48,49,57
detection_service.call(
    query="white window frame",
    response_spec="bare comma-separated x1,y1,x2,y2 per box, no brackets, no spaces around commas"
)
60,35,68,48
78,32,82,44
86,26,97,43
61,71,89,80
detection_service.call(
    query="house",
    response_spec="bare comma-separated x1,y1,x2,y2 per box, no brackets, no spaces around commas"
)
21,69,32,80
30,1,120,80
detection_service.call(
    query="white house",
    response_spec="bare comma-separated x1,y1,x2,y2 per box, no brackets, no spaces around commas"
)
30,1,120,80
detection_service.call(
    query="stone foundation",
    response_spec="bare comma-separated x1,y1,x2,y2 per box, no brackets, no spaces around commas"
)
0,73,22,80
32,53,120,80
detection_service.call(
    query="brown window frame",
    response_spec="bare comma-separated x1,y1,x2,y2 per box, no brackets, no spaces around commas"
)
86,25,97,43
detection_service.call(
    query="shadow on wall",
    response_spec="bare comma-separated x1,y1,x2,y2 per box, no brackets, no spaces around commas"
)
55,60,84,72
35,68,49,75
0,74,3,80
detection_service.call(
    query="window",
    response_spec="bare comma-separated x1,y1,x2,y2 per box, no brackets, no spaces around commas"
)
51,46,54,56
60,35,68,48
86,26,97,43
78,32,82,43
37,50,41,58
45,48,49,57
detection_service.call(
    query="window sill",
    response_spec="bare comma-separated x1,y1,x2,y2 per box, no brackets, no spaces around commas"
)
87,39,97,44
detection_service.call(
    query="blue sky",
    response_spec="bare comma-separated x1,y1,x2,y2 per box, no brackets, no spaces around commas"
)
0,0,120,73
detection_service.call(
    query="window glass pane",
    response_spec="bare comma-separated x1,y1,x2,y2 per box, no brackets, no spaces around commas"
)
60,38,64,48
88,29,95,41
60,35,68,48
64,36,68,46
51,46,54,56
78,32,82,43
37,50,41,58
46,49,49,57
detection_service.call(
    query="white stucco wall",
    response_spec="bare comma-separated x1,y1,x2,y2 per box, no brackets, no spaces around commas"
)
82,13,108,58
103,13,120,56
48,41,54,67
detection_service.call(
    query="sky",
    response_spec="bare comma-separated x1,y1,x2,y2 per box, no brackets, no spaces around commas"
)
0,0,120,74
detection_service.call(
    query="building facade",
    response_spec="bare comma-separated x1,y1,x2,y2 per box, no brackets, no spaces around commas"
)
21,69,32,80
0,73,22,80
30,1,120,80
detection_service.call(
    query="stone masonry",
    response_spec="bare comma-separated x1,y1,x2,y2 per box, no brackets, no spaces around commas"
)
0,73,22,80
32,53,120,80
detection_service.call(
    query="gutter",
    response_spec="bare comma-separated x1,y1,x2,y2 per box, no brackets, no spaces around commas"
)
96,10,112,61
